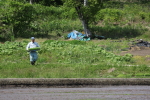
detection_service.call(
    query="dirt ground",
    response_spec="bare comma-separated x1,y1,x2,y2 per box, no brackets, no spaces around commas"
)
120,46,150,56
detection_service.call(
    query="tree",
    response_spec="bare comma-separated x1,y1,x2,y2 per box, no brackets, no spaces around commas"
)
30,0,32,4
0,0,36,40
27,0,63,6
62,0,103,37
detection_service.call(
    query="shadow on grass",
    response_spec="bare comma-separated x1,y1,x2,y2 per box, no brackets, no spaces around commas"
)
91,25,147,39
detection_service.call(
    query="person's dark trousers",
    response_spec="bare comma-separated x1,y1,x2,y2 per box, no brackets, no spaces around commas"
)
31,61,36,65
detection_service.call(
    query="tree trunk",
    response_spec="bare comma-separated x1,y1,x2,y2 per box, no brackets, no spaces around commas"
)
83,0,91,37
84,0,88,6
81,19,91,37
30,0,32,4
75,0,92,37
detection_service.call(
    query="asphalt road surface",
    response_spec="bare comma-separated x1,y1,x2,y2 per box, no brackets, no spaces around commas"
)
0,85,150,100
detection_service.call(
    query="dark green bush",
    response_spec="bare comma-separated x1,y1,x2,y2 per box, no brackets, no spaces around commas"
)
0,0,36,40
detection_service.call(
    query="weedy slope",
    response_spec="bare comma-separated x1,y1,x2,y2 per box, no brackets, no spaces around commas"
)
0,39,150,78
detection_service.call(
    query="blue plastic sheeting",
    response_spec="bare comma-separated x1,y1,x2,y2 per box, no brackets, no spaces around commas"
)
67,30,90,41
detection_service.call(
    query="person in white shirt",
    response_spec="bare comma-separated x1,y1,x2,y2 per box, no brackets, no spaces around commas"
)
26,37,40,65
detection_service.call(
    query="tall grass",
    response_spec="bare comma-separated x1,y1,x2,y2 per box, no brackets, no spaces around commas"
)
0,58,149,78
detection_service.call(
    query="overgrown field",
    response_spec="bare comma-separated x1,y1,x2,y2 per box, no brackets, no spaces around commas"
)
0,39,150,78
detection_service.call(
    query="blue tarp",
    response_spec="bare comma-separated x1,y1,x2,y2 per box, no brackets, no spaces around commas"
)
67,30,90,41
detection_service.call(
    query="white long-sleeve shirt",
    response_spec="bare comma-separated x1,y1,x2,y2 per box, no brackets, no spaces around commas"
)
26,42,40,51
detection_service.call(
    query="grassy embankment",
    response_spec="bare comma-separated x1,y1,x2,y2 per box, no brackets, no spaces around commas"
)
0,39,150,78
0,2,150,78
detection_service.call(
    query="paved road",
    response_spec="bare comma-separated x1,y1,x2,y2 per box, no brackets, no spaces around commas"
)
0,85,150,100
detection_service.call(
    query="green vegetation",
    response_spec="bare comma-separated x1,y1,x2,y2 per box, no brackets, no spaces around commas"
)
0,40,150,78
0,0,150,41
0,0,150,78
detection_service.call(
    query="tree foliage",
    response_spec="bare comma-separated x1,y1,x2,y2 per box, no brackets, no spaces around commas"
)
14,0,63,6
0,0,36,41
63,0,103,23
0,0,150,41
62,0,103,36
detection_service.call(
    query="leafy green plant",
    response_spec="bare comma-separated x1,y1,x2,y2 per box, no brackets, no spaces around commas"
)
0,39,150,78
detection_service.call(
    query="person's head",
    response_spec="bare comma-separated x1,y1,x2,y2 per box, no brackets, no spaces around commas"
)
31,37,35,42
